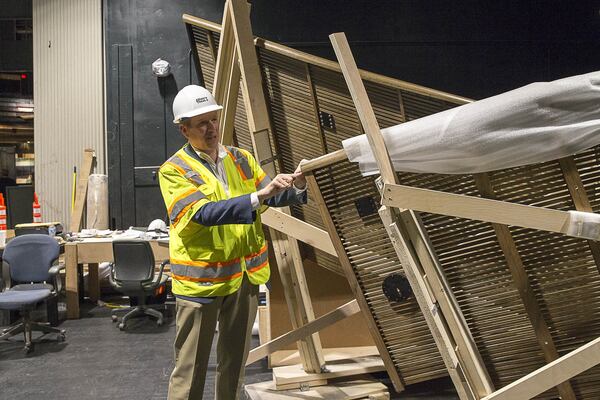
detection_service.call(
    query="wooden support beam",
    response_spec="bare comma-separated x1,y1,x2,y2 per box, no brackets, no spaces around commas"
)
65,243,79,319
246,299,359,365
306,174,405,392
261,208,336,256
382,210,477,400
559,156,600,275
273,355,385,391
473,173,576,400
225,0,325,373
213,2,243,145
401,210,494,396
482,336,600,400
69,149,95,232
329,31,482,398
227,0,276,177
182,13,472,106
381,182,580,237
329,33,397,185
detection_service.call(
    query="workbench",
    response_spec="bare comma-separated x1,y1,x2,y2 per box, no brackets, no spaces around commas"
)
64,238,169,319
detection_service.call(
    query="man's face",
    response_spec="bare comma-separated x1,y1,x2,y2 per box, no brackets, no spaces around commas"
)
180,111,221,152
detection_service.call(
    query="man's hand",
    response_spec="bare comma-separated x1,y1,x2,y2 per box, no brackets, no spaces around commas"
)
257,173,295,202
292,161,307,190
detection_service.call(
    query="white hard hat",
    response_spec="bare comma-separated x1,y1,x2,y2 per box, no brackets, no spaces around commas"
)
148,219,168,233
172,85,223,124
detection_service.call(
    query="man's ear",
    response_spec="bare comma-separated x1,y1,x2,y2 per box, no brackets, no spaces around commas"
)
179,124,189,139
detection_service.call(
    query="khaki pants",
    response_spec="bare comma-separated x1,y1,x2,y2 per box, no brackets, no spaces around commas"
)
168,275,259,400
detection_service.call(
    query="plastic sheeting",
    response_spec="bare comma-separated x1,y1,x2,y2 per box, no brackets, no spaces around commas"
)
343,71,600,175
86,174,109,229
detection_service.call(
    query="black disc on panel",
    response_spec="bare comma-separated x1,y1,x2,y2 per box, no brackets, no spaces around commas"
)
382,273,413,303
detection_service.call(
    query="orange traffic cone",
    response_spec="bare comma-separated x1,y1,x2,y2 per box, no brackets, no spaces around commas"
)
33,192,42,223
0,193,6,229
0,194,6,246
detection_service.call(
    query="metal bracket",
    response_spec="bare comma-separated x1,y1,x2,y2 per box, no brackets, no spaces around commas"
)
318,111,335,130
355,196,378,219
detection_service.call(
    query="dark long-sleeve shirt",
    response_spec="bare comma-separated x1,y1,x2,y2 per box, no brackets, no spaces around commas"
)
184,144,307,226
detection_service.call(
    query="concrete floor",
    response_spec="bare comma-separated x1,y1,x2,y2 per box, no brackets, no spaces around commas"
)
0,298,458,399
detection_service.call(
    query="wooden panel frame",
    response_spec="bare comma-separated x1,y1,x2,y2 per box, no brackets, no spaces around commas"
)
329,32,490,398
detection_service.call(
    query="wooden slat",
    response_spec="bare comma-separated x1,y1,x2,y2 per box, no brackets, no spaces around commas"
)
65,243,79,319
381,182,573,236
483,336,600,400
213,1,241,145
329,32,397,185
329,32,484,398
225,0,325,373
182,14,471,106
261,208,336,256
473,173,576,400
306,173,406,392
403,210,495,397
247,299,359,365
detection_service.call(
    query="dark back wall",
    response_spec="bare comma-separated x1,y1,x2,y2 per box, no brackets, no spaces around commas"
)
105,0,600,228
0,0,32,73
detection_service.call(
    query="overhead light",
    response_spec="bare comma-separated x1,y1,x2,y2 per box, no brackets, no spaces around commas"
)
17,107,33,112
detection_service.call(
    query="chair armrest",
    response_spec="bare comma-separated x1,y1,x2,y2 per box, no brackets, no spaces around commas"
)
150,260,168,287
107,263,117,288
1,261,11,292
48,263,65,276
48,260,65,293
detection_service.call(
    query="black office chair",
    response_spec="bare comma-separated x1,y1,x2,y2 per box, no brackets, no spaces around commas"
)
109,240,168,330
0,234,65,353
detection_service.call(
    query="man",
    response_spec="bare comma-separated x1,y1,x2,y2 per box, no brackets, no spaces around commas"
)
159,85,307,400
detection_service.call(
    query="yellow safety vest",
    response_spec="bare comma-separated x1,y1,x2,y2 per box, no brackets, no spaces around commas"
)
158,144,270,297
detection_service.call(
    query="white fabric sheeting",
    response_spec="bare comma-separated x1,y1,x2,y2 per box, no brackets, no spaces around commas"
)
343,71,600,175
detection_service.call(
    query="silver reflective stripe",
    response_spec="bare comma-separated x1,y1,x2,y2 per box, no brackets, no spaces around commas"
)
245,249,268,270
171,262,242,280
169,155,206,186
227,147,254,179
256,174,271,191
169,191,207,223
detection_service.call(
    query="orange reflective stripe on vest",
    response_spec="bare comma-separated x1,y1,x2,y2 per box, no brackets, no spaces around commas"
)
245,244,268,271
225,147,254,180
166,155,206,186
168,189,206,224
170,257,242,283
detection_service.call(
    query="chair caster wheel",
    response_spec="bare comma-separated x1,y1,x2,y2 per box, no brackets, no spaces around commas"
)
23,344,33,354
58,331,66,341
111,315,118,322
157,320,163,327
118,323,125,331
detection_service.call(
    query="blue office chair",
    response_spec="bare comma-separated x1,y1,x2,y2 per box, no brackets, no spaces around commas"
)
0,234,66,353
109,239,168,330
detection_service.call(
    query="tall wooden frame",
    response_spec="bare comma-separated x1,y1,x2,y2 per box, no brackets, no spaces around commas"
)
212,0,325,375
327,32,491,399
183,9,600,397
183,8,395,393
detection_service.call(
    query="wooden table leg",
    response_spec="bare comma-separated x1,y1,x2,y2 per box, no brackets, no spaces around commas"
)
88,263,100,303
65,243,80,319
